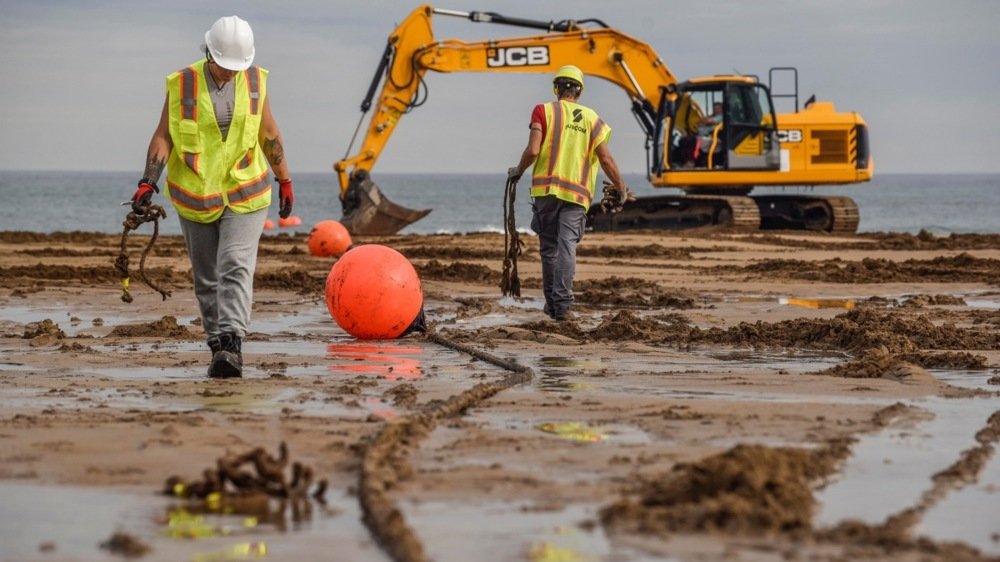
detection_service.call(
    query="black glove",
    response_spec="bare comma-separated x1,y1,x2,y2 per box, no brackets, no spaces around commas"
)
599,180,630,214
131,179,158,214
278,178,294,219
507,166,522,184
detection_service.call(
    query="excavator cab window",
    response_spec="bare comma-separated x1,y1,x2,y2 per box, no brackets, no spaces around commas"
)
657,81,779,173
724,83,781,171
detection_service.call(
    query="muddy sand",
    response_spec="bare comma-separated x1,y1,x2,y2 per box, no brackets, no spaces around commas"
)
1,227,999,562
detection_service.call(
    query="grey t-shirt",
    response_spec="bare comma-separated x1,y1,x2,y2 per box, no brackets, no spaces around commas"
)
205,68,236,141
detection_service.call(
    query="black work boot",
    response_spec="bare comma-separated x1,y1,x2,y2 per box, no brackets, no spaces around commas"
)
208,332,243,378
206,336,222,377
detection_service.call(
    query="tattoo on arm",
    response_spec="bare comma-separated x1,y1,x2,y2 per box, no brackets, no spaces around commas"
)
143,156,165,184
262,137,284,166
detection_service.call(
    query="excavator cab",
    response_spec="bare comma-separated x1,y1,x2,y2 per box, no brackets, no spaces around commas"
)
656,78,780,179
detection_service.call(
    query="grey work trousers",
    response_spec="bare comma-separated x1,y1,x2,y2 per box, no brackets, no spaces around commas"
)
530,195,586,317
179,207,267,341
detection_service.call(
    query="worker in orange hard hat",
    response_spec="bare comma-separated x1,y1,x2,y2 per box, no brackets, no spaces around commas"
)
130,15,296,378
507,65,629,321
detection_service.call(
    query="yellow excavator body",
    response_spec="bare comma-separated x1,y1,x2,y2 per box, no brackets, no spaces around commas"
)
335,4,873,234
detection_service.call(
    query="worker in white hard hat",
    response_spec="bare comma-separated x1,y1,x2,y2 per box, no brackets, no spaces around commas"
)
130,15,295,378
507,65,629,321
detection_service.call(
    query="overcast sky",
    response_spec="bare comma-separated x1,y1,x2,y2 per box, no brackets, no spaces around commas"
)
1,0,998,176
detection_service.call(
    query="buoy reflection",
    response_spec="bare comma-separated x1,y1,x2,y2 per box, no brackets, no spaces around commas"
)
326,343,423,380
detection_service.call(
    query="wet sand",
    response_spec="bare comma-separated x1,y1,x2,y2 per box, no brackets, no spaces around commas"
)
1,228,999,562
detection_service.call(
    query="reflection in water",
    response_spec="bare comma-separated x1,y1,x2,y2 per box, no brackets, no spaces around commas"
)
537,422,607,442
164,492,324,539
363,397,399,420
537,371,589,393
190,542,267,562
780,297,856,309
326,343,424,380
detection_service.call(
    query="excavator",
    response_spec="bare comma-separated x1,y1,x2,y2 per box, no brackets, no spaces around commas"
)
334,4,873,235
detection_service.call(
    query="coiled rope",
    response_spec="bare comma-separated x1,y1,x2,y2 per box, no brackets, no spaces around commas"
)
500,175,523,298
114,205,172,303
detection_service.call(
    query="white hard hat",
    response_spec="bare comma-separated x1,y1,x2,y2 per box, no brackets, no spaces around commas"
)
204,16,255,71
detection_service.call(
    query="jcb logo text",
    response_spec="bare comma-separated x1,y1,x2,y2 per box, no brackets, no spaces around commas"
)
487,46,550,67
777,129,803,143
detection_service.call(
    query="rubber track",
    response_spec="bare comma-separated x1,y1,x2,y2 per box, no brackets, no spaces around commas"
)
823,196,860,234
685,195,761,229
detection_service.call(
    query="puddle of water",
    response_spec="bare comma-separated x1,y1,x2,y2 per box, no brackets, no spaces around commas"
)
326,342,425,380
930,369,998,392
248,305,331,335
702,349,846,372
966,299,1000,310
0,483,382,562
815,396,998,535
919,451,1000,554
537,421,610,443
539,357,607,369
0,304,153,338
537,372,591,393
473,413,652,447
404,500,672,562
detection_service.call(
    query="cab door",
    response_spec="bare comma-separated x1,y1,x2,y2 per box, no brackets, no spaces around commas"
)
724,83,781,170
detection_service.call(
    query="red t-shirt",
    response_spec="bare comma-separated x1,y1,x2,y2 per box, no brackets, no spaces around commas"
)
530,104,546,138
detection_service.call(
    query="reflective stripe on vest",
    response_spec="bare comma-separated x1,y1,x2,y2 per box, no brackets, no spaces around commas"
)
180,67,197,120
546,101,563,177
246,66,261,115
579,118,607,188
530,176,591,205
228,172,270,205
180,66,199,174
167,180,225,212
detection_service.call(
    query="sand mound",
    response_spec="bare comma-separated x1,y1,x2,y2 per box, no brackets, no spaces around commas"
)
107,315,195,339
601,441,850,536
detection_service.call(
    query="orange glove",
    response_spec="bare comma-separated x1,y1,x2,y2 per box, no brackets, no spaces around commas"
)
131,180,158,214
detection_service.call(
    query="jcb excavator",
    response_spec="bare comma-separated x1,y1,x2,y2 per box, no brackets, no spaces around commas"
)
334,5,873,235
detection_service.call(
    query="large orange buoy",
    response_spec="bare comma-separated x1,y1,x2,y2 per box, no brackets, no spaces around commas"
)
325,244,422,340
307,220,352,257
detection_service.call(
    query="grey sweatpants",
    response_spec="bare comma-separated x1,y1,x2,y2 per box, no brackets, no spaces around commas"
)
179,207,267,340
530,196,586,317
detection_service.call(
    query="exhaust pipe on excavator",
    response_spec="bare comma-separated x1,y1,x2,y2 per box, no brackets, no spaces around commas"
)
339,170,431,236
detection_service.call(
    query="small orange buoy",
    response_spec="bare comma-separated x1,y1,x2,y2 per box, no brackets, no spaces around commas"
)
277,216,299,228
308,220,352,257
325,244,422,339
263,218,275,230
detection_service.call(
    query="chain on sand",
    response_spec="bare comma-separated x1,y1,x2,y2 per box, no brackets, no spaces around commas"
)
114,204,172,303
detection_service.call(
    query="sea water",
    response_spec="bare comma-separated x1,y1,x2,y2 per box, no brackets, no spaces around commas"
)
0,171,997,235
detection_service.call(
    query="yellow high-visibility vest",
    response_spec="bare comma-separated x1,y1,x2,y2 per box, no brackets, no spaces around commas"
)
164,59,271,223
530,100,611,211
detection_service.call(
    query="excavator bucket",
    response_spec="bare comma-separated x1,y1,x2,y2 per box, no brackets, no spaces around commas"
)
339,170,431,235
